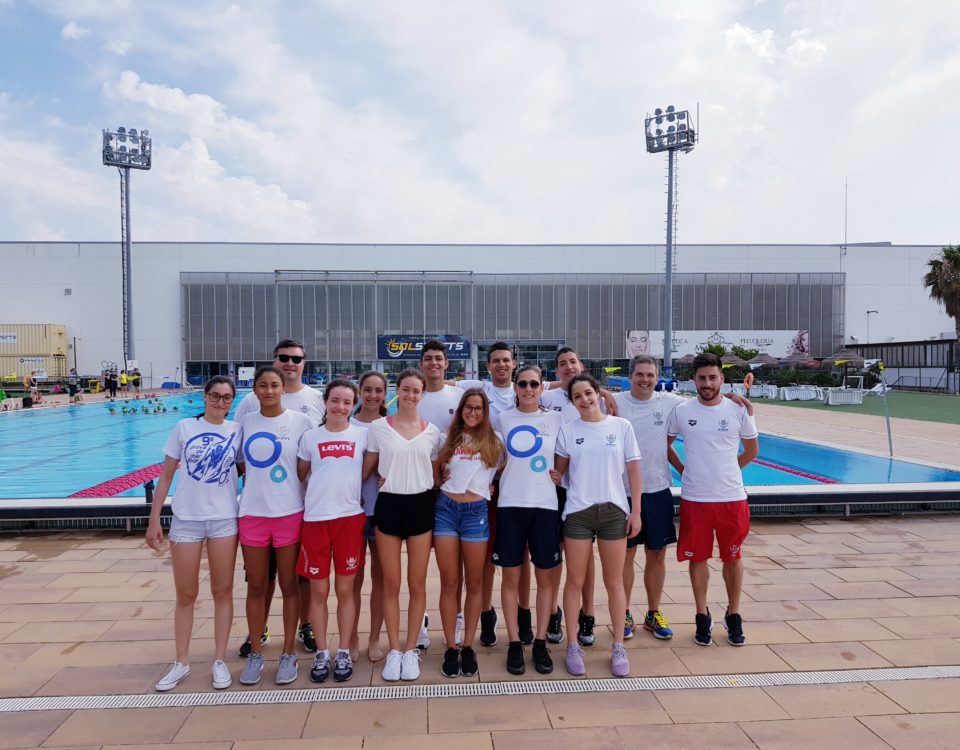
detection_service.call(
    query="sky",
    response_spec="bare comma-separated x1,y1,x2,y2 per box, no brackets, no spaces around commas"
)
0,0,957,245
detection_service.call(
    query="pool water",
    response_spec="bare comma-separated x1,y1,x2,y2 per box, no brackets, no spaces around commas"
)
1,391,959,499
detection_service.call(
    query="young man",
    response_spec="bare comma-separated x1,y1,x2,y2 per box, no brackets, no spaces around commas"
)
234,339,325,657
418,340,464,434
457,343,534,648
667,352,759,647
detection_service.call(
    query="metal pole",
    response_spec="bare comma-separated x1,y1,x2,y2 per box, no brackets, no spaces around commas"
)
125,166,135,364
663,149,675,370
880,369,894,457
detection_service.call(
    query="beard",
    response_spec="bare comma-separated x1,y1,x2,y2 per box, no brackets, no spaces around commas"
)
696,385,720,401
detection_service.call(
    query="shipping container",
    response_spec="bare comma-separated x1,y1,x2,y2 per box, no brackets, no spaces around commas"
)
0,354,68,382
0,323,68,357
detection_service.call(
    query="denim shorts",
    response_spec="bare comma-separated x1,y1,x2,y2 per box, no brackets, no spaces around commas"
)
433,492,490,543
169,516,238,543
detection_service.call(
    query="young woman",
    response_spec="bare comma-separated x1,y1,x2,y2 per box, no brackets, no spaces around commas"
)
554,374,642,678
146,376,241,692
362,369,440,682
494,365,566,676
296,379,368,684
237,366,313,687
435,389,503,678
349,371,388,663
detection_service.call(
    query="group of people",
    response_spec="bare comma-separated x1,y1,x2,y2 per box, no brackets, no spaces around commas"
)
146,337,758,692
103,367,141,398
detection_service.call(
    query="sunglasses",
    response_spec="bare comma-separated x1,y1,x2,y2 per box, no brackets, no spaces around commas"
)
276,354,304,364
516,380,541,389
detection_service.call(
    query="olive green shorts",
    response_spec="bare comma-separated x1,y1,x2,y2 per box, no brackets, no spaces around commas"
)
563,502,628,541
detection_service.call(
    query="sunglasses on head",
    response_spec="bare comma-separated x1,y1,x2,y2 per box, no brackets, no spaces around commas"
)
516,380,541,389
276,354,304,364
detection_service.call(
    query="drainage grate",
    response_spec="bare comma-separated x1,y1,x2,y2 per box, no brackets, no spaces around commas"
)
3,665,959,713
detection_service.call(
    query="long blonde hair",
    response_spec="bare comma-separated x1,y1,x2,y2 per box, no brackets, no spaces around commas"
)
437,388,503,468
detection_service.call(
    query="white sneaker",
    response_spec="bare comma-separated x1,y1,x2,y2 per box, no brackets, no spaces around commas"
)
455,611,464,646
382,649,403,681
156,661,190,692
212,659,232,690
416,614,431,650
400,648,421,681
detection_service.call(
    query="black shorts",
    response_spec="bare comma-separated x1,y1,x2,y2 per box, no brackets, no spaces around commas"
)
627,488,678,550
374,490,436,540
493,506,562,570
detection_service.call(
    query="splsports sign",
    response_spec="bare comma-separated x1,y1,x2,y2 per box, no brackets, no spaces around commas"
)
376,335,472,361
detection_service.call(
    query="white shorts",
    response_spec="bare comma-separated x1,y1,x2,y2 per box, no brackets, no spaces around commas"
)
169,516,238,543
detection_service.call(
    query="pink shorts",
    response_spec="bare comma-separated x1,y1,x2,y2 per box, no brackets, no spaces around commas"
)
239,512,304,548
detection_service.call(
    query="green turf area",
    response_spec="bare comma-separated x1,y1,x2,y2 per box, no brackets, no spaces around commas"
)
761,390,960,424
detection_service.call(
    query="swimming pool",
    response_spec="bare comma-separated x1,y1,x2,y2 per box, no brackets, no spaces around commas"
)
1,392,959,499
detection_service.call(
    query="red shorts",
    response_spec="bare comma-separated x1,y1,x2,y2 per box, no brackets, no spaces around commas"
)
239,512,303,548
677,499,750,563
297,513,367,579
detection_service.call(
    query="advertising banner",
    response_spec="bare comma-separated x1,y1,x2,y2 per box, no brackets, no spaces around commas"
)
625,330,810,359
377,334,472,361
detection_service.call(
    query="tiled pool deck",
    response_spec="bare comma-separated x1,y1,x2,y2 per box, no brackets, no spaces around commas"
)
2,403,960,748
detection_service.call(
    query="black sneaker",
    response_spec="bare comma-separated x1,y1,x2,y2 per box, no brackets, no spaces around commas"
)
460,646,478,677
441,647,460,678
547,607,564,644
577,609,596,646
695,609,713,646
238,628,269,658
724,609,745,646
517,607,534,645
333,650,353,683
298,622,317,653
310,651,330,683
506,641,525,675
532,639,553,674
479,607,498,647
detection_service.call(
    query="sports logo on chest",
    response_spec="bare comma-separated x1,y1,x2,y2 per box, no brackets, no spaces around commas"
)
717,419,730,433
688,419,697,426
318,441,356,459
653,411,664,426
605,434,617,447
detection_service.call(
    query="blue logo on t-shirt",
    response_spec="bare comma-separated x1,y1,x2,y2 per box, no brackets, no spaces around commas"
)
506,425,547,473
185,432,238,486
244,431,288,483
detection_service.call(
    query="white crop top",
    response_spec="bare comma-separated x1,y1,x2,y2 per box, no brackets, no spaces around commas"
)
440,433,503,500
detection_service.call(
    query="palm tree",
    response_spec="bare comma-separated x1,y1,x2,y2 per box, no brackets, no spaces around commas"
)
924,245,960,340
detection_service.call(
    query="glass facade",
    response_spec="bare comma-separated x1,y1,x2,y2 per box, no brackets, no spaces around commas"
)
182,271,845,380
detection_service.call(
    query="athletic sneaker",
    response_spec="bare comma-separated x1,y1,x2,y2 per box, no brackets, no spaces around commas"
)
155,661,190,692
517,607,534,645
479,607,498,647
310,650,330,683
239,652,265,684
643,609,674,640
211,659,232,690
455,611,464,646
460,646,478,677
695,609,713,647
333,650,353,682
382,649,402,681
611,643,630,677
506,641,525,675
624,610,635,640
238,627,270,658
565,643,586,676
276,652,298,685
416,614,431,650
400,649,421,680
297,622,317,653
577,609,596,646
532,639,553,674
547,607,564,644
724,609,746,646
442,647,460,678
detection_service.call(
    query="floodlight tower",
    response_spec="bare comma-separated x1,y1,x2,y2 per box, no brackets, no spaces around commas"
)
102,127,152,369
645,105,696,371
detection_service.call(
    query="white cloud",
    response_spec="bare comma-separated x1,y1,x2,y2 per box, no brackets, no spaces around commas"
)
105,40,132,56
725,23,778,61
60,21,90,39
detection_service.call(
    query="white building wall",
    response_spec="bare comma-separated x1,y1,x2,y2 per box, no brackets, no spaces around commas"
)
0,241,953,385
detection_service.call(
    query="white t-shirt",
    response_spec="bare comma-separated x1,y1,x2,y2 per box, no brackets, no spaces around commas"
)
458,380,515,418
440,432,503,500
614,391,684,495
497,408,566,511
667,398,759,503
555,416,642,520
237,409,313,517
234,386,325,428
419,384,463,433
540,388,580,423
366,417,441,495
162,417,241,521
298,423,367,522
351,417,380,516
